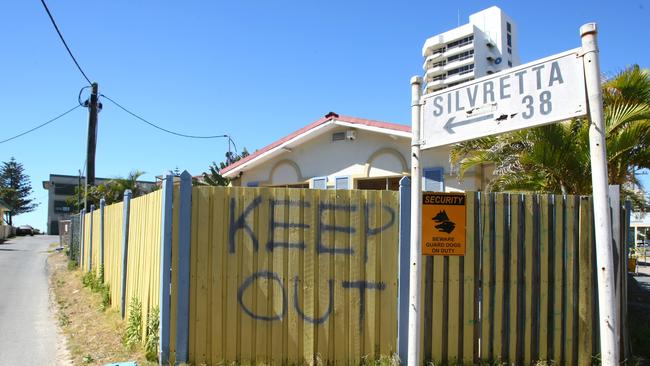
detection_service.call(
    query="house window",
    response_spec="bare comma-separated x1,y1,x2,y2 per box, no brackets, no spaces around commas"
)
311,177,327,190
507,22,512,32
508,61,512,67
332,132,345,141
423,167,444,192
335,176,351,190
507,47,512,54
246,181,259,187
507,34,512,47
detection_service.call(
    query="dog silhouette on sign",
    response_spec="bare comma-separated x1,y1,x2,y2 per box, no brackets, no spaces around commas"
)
432,209,455,234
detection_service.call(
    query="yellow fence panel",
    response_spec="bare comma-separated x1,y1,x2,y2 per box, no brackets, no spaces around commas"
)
83,211,92,271
92,209,101,277
125,190,163,343
186,186,399,365
103,202,124,310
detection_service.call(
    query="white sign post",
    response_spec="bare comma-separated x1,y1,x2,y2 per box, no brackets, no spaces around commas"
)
421,48,587,149
580,23,618,365
407,22,618,366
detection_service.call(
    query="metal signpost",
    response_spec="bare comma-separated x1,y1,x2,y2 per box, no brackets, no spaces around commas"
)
408,23,619,365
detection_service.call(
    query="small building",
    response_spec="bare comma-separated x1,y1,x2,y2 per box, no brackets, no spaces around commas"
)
42,174,157,235
631,212,650,247
221,112,486,192
0,199,12,240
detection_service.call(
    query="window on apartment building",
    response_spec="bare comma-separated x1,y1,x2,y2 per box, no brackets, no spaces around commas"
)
54,183,76,195
430,60,446,68
508,61,512,67
447,50,474,63
447,35,474,49
447,64,474,76
423,168,444,192
507,22,512,32
507,34,512,47
507,47,512,54
54,200,71,213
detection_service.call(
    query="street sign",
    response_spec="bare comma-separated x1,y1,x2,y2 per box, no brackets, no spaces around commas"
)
421,48,587,149
421,192,466,256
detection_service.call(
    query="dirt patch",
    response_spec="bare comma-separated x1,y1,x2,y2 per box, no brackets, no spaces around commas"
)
48,251,156,365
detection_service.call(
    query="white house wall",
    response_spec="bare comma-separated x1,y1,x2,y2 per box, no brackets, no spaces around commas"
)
238,127,482,192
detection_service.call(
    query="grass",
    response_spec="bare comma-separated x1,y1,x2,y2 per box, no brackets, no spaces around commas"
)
49,249,156,365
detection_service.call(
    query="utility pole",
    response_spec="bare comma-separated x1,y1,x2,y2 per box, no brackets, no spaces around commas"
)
85,82,99,211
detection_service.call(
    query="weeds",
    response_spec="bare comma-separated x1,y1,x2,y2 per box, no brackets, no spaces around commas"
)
123,297,142,350
145,306,160,362
67,259,77,270
81,269,111,311
58,312,70,327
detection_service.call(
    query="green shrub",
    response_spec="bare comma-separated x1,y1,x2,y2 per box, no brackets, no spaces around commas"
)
82,271,98,289
100,283,111,311
81,269,111,311
67,259,78,270
123,297,142,350
145,306,160,362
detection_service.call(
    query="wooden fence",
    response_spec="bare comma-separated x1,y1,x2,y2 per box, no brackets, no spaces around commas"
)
417,192,629,365
168,186,400,365
73,173,631,365
79,190,163,343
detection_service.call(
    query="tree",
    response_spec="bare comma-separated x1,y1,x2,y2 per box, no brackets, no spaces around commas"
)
196,148,250,186
67,170,155,211
0,157,38,225
451,65,650,209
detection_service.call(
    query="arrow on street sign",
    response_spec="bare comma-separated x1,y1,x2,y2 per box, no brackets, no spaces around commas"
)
443,114,494,134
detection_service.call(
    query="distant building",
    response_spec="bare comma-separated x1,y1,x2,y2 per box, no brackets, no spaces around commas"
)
631,212,650,247
422,6,520,94
42,174,157,235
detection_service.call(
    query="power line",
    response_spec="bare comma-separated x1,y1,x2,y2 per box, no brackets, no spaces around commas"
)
100,94,231,139
0,105,82,144
39,0,92,85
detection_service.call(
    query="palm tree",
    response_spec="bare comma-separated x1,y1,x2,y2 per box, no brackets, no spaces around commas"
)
451,65,650,209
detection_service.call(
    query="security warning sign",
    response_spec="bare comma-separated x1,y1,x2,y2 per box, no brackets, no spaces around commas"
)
422,192,466,256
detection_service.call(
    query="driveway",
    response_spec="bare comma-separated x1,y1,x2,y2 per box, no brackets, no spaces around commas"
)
0,235,68,365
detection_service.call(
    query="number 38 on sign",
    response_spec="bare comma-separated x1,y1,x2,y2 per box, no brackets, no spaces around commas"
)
421,192,467,256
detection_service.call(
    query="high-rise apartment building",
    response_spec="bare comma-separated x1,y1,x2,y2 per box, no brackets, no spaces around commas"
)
422,6,520,94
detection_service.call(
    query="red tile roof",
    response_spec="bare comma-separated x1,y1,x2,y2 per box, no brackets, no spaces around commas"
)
221,112,410,175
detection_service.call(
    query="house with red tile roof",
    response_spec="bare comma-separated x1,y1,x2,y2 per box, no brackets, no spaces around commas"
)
220,112,486,191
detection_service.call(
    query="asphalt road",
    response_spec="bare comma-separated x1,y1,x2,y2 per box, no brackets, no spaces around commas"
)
0,235,63,365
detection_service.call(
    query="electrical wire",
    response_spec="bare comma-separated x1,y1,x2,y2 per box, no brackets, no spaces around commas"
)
0,105,82,144
39,0,92,85
100,94,230,139
78,86,91,106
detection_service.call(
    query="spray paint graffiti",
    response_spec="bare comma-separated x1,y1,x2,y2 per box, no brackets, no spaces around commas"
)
230,196,397,329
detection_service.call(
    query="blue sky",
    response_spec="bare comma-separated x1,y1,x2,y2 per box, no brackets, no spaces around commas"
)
1,0,648,231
